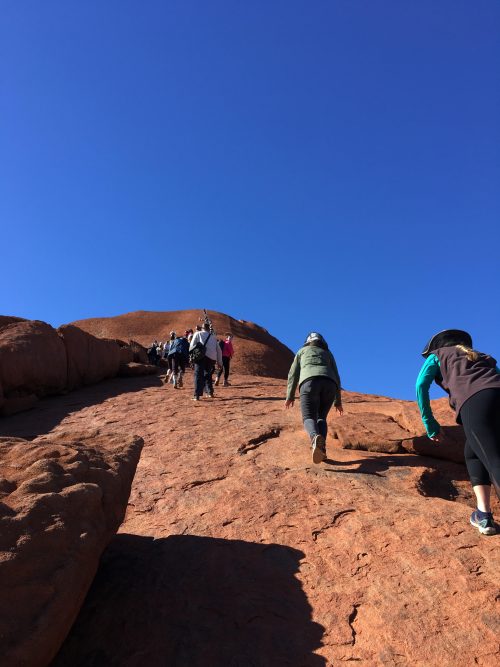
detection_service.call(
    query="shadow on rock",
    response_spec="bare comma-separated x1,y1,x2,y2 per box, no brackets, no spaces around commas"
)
323,452,471,503
52,533,326,667
0,374,164,440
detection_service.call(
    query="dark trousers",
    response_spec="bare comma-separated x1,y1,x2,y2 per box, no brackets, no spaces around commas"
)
299,376,337,442
216,357,231,382
169,353,186,375
194,357,216,397
460,388,500,495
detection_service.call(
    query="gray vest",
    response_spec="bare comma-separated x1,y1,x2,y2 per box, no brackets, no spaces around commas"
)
434,346,500,422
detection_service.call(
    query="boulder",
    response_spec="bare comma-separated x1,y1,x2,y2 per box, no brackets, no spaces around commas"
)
58,325,121,391
0,321,67,401
118,362,158,377
0,431,143,667
129,340,148,364
1,394,38,417
333,392,465,463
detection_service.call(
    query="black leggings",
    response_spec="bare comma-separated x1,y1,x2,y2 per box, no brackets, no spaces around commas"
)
299,377,337,441
216,357,230,381
460,389,500,495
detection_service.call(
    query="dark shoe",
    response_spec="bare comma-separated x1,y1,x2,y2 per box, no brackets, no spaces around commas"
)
312,435,326,464
192,396,200,402
470,510,496,535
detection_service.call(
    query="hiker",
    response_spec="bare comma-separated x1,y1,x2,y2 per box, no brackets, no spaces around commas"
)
189,322,223,400
167,333,190,389
215,333,234,386
285,332,343,463
165,331,177,381
147,340,159,365
416,329,500,536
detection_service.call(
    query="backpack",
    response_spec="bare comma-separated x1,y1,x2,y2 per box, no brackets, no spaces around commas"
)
189,333,211,364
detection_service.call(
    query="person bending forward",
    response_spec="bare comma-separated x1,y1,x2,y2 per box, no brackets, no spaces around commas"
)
285,332,343,463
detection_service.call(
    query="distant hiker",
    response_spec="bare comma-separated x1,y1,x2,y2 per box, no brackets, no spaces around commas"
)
147,339,159,365
416,329,500,536
285,332,343,463
189,322,223,400
185,329,194,344
165,331,176,381
215,333,234,387
167,334,190,389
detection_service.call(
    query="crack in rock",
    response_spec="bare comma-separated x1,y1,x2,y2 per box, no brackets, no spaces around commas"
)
348,604,361,645
238,428,281,455
182,475,227,490
312,509,356,540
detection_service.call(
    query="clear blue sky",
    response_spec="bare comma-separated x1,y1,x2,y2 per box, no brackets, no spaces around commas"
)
1,1,499,399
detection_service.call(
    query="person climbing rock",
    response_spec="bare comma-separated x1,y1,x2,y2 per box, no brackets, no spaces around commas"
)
189,322,223,400
416,329,500,536
215,333,234,387
165,331,176,383
167,333,190,389
285,332,343,463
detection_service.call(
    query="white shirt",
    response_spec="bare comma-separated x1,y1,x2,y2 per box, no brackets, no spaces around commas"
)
189,330,222,364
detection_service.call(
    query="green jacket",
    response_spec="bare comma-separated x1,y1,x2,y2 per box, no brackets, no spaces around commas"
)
287,345,342,404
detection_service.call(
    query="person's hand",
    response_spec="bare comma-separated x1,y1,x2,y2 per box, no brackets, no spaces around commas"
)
335,404,344,416
285,399,294,409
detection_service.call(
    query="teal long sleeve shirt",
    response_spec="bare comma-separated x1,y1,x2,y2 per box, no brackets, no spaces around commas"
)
415,354,441,438
415,354,500,438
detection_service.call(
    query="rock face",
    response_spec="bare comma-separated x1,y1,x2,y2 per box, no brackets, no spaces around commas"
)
0,315,26,331
72,309,294,378
58,325,121,390
0,321,67,404
0,431,143,667
0,373,496,665
332,391,466,463
0,319,145,416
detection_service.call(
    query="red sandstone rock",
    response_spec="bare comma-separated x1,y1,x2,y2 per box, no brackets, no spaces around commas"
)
0,321,67,401
335,392,466,463
8,374,488,667
72,309,294,378
57,325,121,390
0,315,26,331
118,362,158,377
1,394,38,417
0,431,143,667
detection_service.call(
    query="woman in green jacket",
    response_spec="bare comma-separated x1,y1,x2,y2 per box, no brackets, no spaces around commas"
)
285,332,343,463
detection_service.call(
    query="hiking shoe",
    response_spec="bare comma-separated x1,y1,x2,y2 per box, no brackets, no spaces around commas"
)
223,381,230,386
192,396,200,401
312,435,326,464
470,510,496,536
214,378,220,386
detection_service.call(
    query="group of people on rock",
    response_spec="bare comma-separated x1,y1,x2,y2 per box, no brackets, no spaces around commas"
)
147,324,235,396
286,329,500,537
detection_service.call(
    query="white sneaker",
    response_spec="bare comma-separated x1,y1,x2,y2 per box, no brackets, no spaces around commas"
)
312,435,326,464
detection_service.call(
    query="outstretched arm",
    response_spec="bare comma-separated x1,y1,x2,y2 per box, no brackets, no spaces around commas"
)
416,354,441,439
285,353,300,407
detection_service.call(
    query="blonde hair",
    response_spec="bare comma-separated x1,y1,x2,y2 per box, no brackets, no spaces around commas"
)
456,345,480,362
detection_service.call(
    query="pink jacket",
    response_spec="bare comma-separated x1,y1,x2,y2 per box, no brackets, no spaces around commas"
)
222,340,234,358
